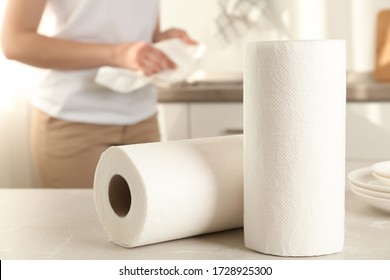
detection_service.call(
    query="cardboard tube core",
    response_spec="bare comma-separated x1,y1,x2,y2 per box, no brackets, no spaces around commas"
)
109,174,131,217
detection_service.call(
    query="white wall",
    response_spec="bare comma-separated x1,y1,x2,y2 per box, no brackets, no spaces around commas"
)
161,0,390,72
0,2,40,188
161,0,284,72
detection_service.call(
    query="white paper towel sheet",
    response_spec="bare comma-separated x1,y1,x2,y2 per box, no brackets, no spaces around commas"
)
244,40,346,256
95,39,206,93
94,135,243,248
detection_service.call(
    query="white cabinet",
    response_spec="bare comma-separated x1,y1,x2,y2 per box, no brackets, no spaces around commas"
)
346,103,390,171
189,103,243,138
157,104,189,141
158,102,243,140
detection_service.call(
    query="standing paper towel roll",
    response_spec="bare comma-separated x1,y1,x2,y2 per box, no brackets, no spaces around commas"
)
244,40,345,256
94,135,243,248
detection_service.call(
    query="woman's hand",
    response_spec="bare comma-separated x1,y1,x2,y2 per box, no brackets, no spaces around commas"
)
114,41,176,76
154,28,197,45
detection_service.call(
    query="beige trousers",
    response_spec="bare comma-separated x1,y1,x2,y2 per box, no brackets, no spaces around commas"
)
31,109,160,188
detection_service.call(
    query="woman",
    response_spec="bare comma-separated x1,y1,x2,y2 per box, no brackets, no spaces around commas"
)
2,0,196,188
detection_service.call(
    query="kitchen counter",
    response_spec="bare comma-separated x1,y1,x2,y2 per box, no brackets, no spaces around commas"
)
157,72,390,103
347,72,390,101
158,82,243,103
0,188,389,260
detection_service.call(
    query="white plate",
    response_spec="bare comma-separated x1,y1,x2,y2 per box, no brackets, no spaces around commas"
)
347,167,390,193
350,187,390,213
372,172,390,186
349,181,390,199
372,161,390,179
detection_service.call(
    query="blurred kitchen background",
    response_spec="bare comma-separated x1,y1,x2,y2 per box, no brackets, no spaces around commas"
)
1,0,390,188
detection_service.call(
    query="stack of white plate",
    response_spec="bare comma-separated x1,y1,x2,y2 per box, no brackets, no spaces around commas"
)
348,161,390,213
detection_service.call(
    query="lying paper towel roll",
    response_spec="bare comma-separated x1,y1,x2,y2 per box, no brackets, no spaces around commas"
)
94,135,243,248
244,40,345,256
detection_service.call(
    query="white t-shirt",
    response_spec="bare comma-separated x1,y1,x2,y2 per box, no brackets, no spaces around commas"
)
31,0,160,125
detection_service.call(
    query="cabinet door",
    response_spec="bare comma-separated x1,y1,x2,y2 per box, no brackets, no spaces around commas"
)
190,103,243,138
158,103,189,141
346,103,390,161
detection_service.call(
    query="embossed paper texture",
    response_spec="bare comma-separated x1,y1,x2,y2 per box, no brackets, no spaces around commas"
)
94,135,243,248
244,40,346,256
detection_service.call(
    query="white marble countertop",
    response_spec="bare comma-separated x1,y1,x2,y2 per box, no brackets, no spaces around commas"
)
0,188,389,260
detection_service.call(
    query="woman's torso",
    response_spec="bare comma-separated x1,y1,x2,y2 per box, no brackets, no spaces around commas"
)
32,0,160,125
